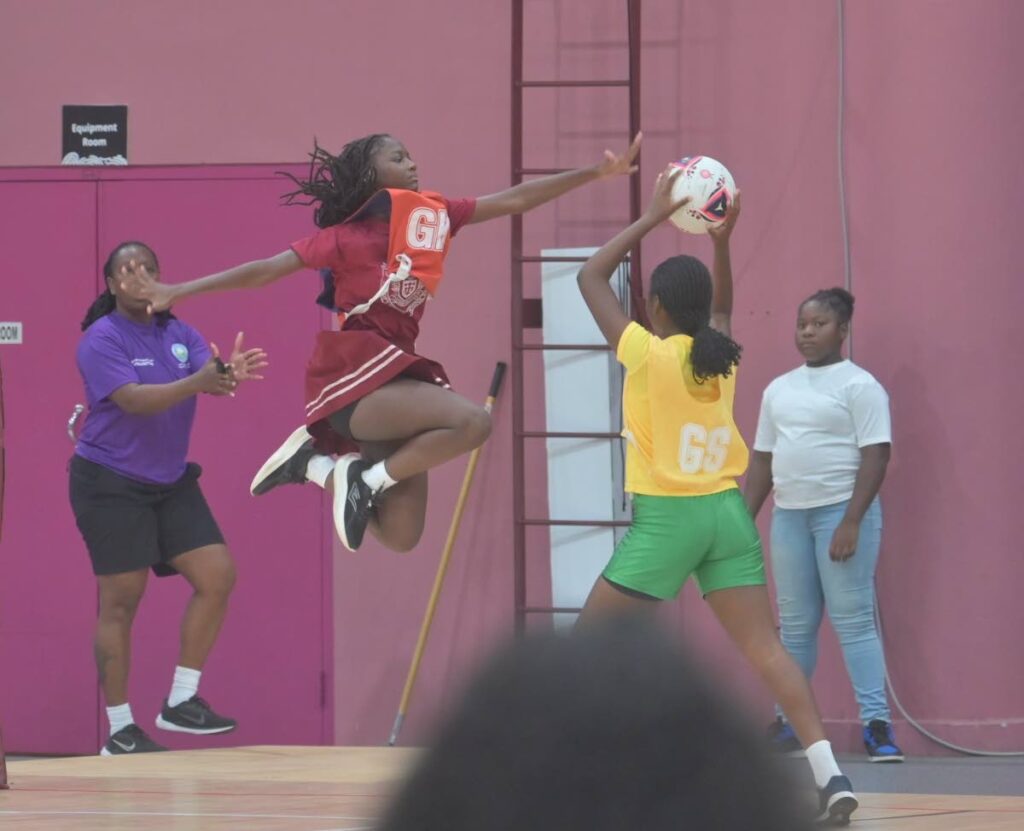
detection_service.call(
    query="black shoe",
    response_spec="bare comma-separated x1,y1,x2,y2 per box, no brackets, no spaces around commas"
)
863,719,904,762
816,775,858,826
155,696,237,735
100,724,168,756
250,426,318,496
332,453,374,551
767,716,805,757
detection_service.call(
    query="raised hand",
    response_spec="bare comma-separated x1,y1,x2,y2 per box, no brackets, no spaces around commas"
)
596,132,642,178
119,259,176,313
193,346,239,397
226,332,268,382
645,164,691,223
707,190,742,244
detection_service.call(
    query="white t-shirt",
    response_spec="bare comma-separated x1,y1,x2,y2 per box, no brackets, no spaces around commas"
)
753,360,891,509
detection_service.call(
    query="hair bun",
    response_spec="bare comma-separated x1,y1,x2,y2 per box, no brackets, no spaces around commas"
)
827,287,855,311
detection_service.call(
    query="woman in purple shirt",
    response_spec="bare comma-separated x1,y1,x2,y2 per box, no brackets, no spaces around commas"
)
70,241,266,756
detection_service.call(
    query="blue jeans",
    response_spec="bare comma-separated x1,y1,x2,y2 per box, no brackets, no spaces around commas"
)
770,498,890,723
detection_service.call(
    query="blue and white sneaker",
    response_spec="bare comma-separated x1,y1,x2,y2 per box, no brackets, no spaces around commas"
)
816,775,858,825
864,719,904,762
767,716,805,757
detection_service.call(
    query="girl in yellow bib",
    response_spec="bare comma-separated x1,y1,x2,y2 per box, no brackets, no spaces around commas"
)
577,167,858,826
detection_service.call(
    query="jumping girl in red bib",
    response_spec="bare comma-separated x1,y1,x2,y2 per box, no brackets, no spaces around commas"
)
123,133,640,551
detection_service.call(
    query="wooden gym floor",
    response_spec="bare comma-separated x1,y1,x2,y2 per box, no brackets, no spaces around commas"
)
1,746,1023,830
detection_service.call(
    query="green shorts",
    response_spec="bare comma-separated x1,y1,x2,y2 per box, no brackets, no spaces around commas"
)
603,489,766,600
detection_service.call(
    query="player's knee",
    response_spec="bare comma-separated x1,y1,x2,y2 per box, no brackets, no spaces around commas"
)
730,626,781,669
196,554,237,599
457,406,492,450
749,636,796,678
100,592,144,624
212,558,237,598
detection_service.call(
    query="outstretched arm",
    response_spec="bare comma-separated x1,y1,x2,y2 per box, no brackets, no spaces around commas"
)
469,134,642,224
118,251,304,314
577,165,688,348
705,192,742,338
223,332,269,383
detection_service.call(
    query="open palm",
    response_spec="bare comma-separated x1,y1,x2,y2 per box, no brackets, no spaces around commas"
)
225,332,268,382
596,132,642,178
118,261,175,313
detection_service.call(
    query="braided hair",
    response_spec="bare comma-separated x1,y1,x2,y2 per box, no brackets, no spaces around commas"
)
800,287,854,324
80,241,173,331
281,134,392,228
649,255,742,383
281,134,392,309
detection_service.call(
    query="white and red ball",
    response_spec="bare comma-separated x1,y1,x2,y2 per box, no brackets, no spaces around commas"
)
668,155,736,234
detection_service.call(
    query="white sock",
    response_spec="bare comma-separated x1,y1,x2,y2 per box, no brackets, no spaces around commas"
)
107,703,134,735
361,460,397,493
806,739,843,788
168,665,201,707
305,455,336,488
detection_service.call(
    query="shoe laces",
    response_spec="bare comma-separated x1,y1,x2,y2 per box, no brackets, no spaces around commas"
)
867,720,893,747
353,481,378,522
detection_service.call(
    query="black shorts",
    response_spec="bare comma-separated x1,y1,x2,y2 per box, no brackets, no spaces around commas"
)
68,455,225,577
326,399,359,439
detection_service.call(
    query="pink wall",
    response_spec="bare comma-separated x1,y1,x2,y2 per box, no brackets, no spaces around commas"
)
0,179,101,754
1,0,1022,756
0,168,333,753
625,0,1024,754
518,0,1024,754
842,0,1024,751
0,0,516,170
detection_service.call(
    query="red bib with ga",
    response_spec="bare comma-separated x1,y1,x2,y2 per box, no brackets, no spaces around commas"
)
347,188,455,296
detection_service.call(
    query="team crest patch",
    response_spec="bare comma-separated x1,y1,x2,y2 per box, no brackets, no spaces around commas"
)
378,262,428,316
171,343,190,365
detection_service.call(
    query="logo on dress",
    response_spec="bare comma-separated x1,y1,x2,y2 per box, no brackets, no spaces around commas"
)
171,343,190,368
378,262,428,317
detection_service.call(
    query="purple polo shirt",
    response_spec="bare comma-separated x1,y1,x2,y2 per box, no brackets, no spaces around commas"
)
74,312,211,484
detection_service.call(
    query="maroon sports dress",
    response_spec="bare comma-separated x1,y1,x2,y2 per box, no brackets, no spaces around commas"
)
289,192,476,455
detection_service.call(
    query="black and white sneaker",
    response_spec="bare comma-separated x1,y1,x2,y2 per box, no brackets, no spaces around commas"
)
249,425,318,496
155,696,237,735
333,453,374,551
816,775,858,826
100,724,168,756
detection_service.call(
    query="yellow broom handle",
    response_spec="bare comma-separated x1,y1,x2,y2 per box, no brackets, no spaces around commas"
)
389,362,506,745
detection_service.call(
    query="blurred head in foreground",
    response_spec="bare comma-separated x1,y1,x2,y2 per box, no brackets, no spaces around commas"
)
379,616,810,831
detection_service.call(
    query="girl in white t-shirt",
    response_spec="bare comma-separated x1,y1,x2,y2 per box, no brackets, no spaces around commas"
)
745,288,903,763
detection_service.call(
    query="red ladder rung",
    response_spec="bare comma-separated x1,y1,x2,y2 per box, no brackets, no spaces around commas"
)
522,606,584,614
518,80,630,88
515,343,611,352
514,254,591,263
516,168,573,176
517,431,620,439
